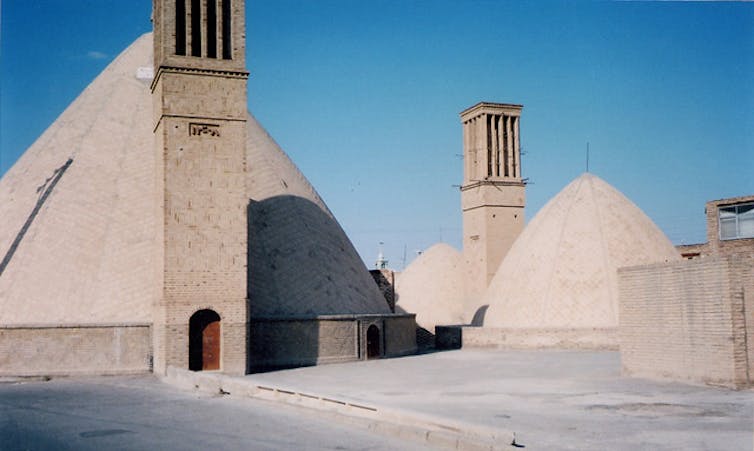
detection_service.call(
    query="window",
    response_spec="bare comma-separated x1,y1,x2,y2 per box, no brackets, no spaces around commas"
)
206,0,217,58
222,0,232,59
719,203,754,240
176,0,186,55
191,0,202,57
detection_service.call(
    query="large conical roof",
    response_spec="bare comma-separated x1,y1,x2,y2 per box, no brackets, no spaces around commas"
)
480,173,679,329
394,243,465,331
244,101,388,317
0,34,156,324
0,33,387,325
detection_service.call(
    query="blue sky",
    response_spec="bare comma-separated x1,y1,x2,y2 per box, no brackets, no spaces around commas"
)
2,1,753,268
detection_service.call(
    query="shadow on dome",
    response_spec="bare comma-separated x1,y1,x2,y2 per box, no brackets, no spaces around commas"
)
247,195,388,317
470,304,488,326
245,195,416,372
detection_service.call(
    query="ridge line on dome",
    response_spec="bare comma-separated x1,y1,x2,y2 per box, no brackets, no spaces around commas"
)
71,61,129,161
589,175,618,322
541,176,584,325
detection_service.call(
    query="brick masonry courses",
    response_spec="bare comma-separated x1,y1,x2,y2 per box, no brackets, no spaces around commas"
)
152,0,250,375
619,254,754,388
0,2,416,376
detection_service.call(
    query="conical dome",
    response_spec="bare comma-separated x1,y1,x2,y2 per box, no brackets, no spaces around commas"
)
395,243,465,331
480,173,679,330
0,33,387,325
0,33,156,324
245,113,389,317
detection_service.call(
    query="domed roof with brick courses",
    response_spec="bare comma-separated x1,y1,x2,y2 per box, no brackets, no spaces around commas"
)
0,33,388,324
0,33,156,324
245,109,389,317
394,243,465,331
480,173,679,329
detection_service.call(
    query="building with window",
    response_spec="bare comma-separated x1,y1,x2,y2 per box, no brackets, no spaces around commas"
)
621,194,754,388
677,195,754,259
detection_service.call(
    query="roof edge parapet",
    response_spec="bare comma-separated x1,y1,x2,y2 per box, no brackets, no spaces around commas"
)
460,101,523,120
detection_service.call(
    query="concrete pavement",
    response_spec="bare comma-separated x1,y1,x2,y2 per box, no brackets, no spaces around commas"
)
3,350,751,450
168,349,754,451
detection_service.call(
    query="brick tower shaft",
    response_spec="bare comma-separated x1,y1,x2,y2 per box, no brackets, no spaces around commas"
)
152,0,249,375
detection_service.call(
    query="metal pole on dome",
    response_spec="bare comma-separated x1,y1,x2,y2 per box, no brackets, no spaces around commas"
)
586,142,590,173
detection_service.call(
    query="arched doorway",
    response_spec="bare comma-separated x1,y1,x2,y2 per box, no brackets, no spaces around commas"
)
189,309,221,371
366,324,380,359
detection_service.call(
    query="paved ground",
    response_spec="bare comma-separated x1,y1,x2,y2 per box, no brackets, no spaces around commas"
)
247,350,754,450
2,350,752,450
0,375,431,451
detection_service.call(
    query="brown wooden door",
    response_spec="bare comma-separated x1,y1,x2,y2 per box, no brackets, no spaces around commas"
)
202,320,220,370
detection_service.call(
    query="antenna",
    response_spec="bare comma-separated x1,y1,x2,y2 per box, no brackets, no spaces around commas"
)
586,142,590,173
401,244,407,270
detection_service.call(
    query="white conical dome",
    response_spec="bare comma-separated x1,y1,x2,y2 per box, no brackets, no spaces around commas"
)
0,33,156,324
0,33,387,325
394,243,465,331
480,173,679,329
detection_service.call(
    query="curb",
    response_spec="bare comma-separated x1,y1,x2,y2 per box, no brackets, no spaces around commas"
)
163,367,517,450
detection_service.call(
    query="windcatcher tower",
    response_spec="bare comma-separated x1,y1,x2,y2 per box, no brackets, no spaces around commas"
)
152,0,249,374
460,102,525,306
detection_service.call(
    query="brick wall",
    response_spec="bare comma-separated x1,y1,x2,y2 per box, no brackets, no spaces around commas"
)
369,269,396,312
619,255,754,388
248,314,416,373
437,326,617,350
676,243,708,260
383,315,418,356
0,323,151,376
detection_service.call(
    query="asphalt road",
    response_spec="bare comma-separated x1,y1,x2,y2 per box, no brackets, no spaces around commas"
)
0,375,430,451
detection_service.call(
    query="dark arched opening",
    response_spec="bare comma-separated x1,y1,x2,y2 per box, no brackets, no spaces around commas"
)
366,325,380,359
189,309,221,371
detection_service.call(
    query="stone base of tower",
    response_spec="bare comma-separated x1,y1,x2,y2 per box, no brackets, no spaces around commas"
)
436,325,618,351
247,314,417,373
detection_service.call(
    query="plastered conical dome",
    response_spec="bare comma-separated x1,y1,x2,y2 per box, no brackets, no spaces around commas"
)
0,33,387,325
0,34,156,324
395,243,465,331
245,111,389,317
480,173,679,330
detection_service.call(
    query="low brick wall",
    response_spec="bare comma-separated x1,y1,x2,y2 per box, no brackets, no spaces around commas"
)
249,314,416,372
435,326,617,350
619,255,754,388
383,314,418,357
0,323,152,376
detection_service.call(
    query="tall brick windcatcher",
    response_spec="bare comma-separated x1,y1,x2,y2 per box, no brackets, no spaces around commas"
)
460,102,526,311
152,0,249,375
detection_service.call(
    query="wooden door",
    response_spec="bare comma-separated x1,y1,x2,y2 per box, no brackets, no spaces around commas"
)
202,320,220,370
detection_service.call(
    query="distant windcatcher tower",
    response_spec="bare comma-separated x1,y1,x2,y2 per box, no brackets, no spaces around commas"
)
152,0,249,374
460,102,526,304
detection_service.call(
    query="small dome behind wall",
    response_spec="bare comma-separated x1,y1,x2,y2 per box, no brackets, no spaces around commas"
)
395,243,466,332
